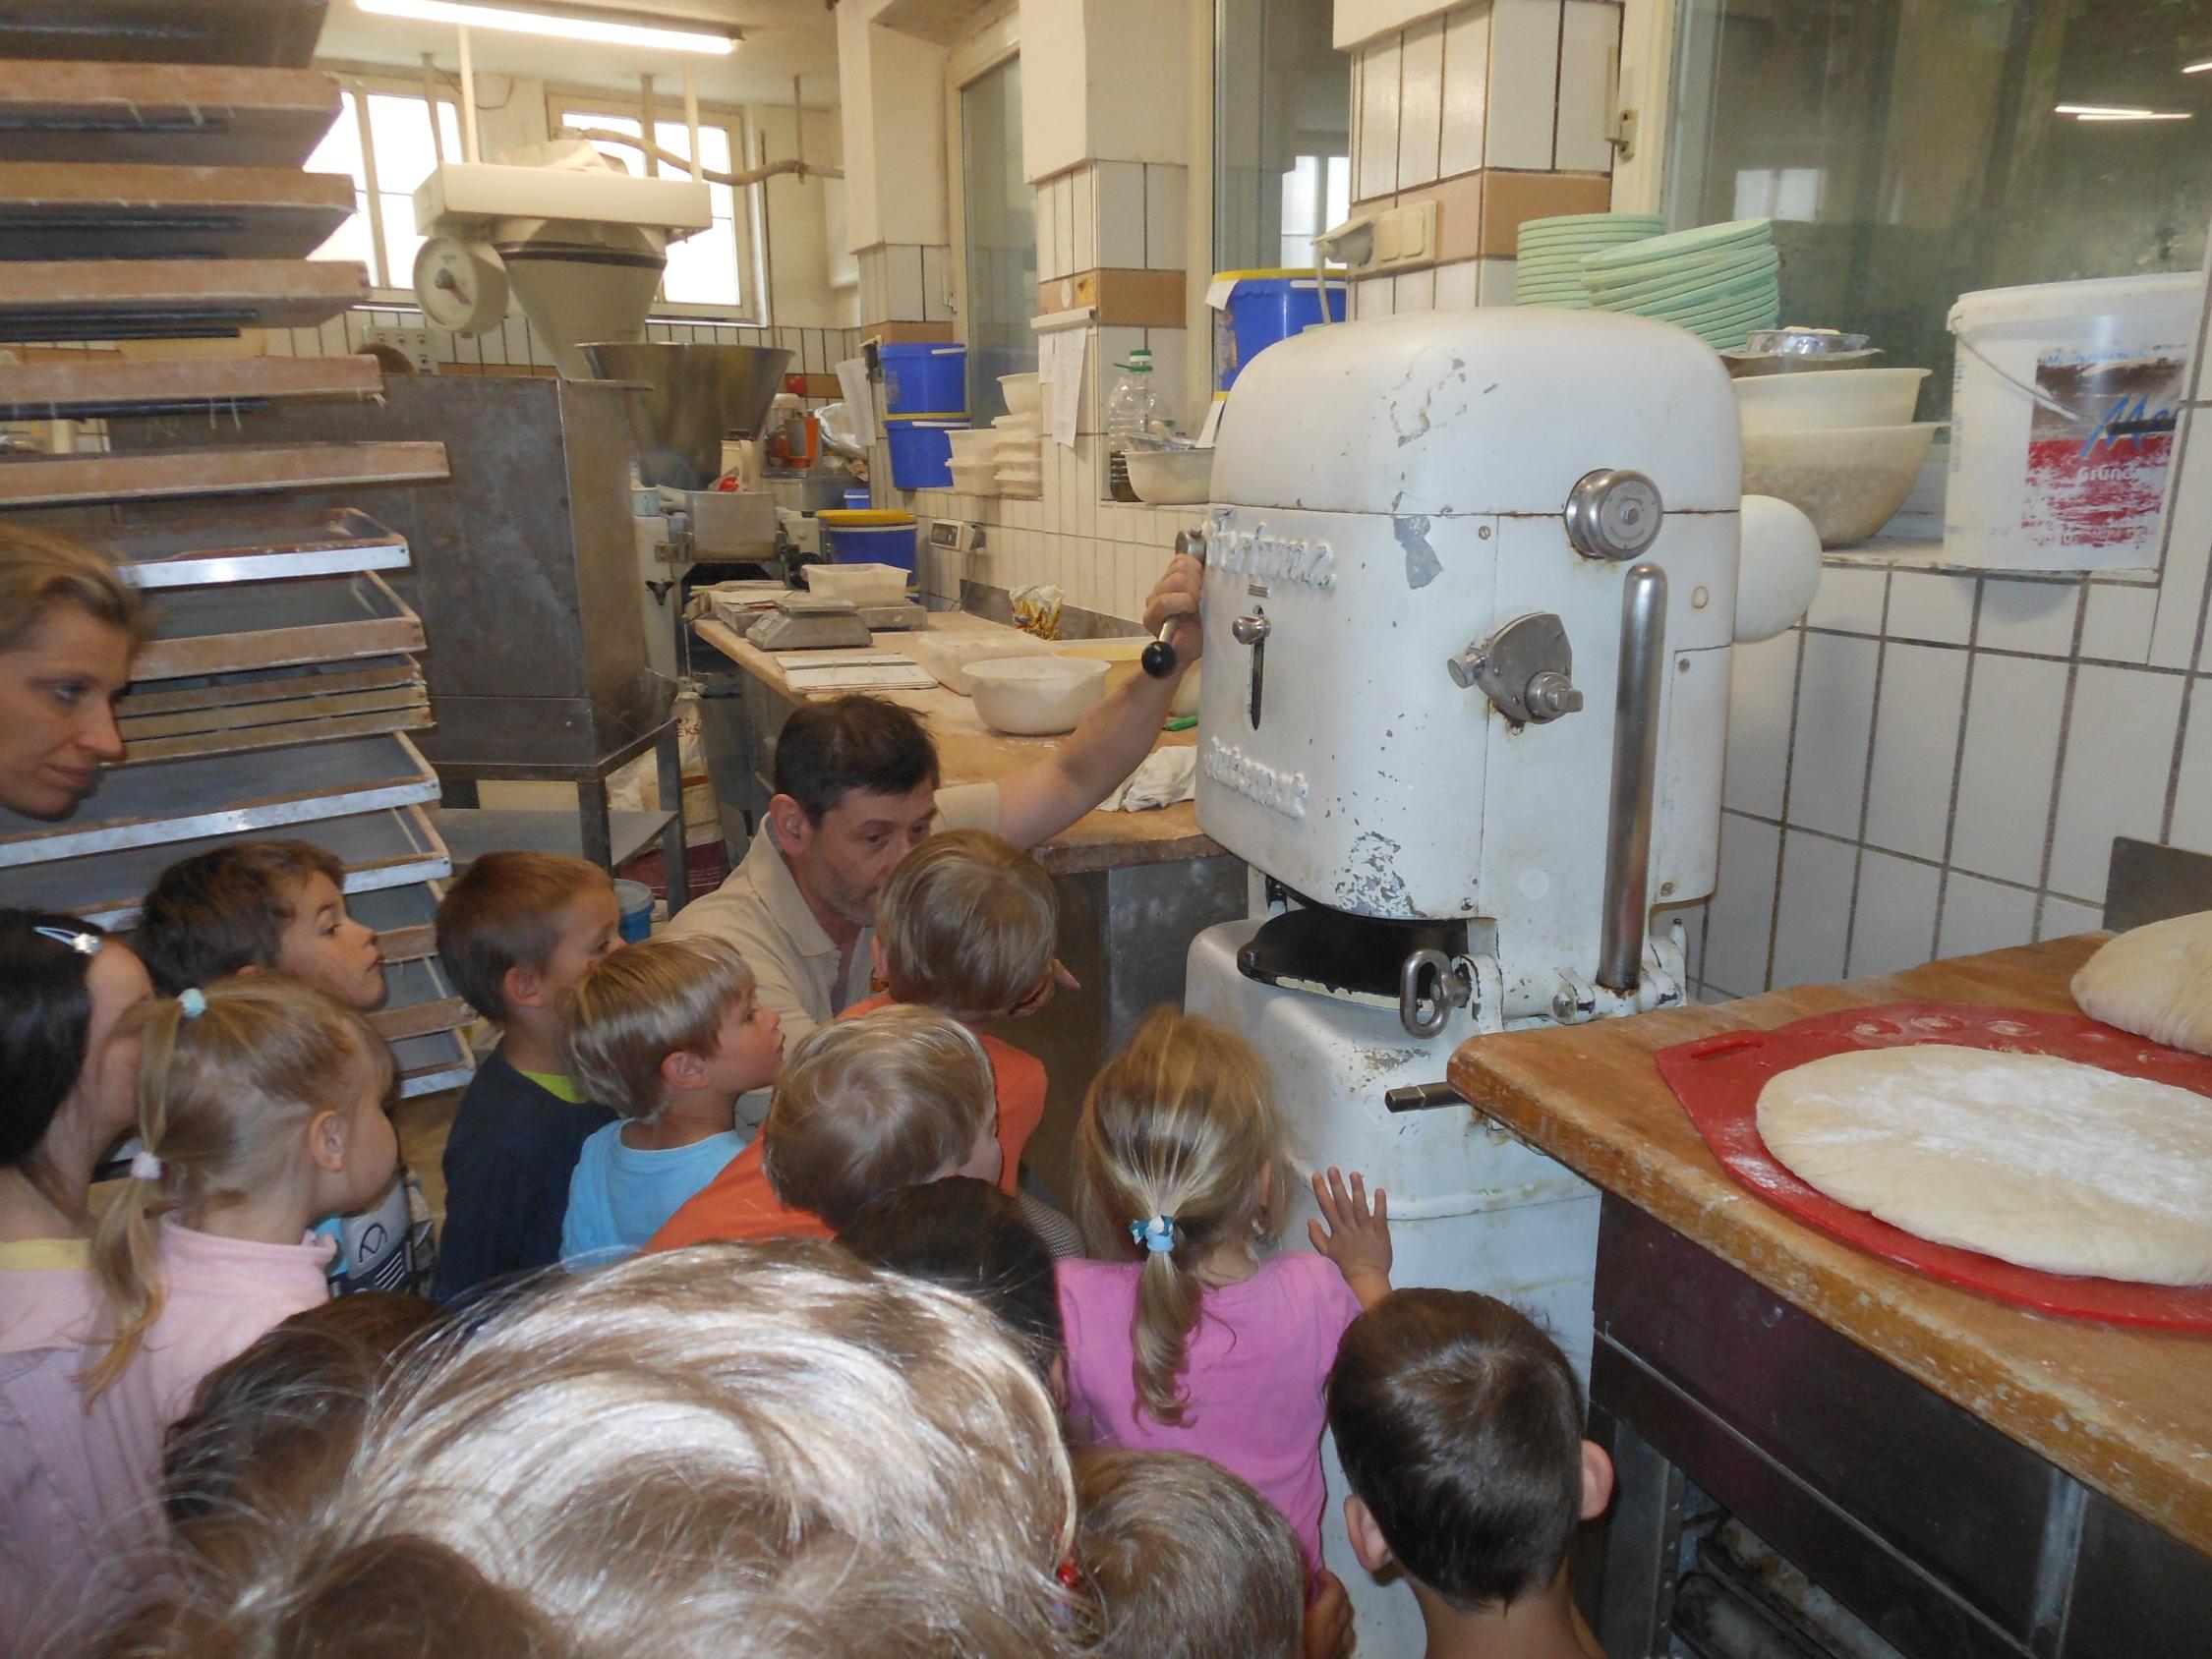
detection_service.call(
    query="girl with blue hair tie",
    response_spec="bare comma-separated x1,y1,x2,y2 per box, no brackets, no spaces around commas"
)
1060,1006,1392,1595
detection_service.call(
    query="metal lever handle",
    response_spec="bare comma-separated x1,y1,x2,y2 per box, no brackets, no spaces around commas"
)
1598,563,1667,993
1399,947,1472,1039
1232,614,1271,646
1141,525,1209,678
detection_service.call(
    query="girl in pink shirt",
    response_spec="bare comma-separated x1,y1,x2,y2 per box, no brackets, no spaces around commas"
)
0,973,398,1653
1058,1007,1392,1584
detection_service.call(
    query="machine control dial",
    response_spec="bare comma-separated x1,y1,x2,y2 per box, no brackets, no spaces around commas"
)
1563,468,1663,561
1447,611,1581,726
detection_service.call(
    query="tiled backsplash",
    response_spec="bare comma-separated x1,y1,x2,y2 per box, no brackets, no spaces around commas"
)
1347,0,2212,996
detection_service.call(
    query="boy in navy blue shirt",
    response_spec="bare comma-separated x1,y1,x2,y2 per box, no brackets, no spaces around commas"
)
431,852,622,1301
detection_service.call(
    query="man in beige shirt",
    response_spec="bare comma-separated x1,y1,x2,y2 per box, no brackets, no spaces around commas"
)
669,555,1205,1058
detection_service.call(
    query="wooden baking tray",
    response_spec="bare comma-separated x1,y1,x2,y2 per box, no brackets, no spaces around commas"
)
0,733,441,867
86,504,409,589
0,355,382,422
0,258,365,339
0,63,341,166
117,667,431,764
370,953,472,1044
135,574,424,679
22,802,449,931
391,1024,476,1099
0,162,353,259
0,0,329,67
351,879,443,964
0,440,447,506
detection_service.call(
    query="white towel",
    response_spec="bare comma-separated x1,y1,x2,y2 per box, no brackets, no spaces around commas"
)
1103,746,1198,812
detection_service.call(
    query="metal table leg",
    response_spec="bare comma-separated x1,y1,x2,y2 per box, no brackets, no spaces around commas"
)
656,726,690,913
577,774,613,873
1585,1410,1688,1657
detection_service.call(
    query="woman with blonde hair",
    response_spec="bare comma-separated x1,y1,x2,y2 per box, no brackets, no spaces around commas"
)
92,1243,1083,1659
0,976,395,1654
0,525,146,820
1060,1006,1394,1585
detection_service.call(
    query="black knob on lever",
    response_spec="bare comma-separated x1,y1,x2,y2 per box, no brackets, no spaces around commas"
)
1142,524,1210,679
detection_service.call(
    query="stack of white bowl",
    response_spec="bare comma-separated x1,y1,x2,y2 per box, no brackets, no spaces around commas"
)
946,428,1001,494
995,372,1043,498
1734,366,1940,547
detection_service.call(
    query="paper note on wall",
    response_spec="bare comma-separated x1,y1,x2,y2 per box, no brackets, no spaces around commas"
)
834,358,876,433
1044,330,1085,450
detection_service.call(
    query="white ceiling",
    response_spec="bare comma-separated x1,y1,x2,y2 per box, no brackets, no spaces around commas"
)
313,0,842,108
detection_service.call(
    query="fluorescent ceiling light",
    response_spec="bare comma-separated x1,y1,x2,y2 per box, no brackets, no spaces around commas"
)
2183,60,2212,74
356,0,736,54
2055,102,2192,121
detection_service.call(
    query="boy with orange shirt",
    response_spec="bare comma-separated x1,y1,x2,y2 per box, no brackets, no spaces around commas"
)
645,1002,1001,1248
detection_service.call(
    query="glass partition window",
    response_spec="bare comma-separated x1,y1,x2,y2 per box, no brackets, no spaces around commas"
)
306,89,463,290
1666,0,2212,420
1216,0,1351,273
961,57,1039,414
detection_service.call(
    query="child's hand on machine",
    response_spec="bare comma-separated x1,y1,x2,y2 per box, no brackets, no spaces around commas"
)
1309,1167,1392,1309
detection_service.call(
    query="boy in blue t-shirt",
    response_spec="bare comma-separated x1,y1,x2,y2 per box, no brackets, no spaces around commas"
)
431,852,623,1301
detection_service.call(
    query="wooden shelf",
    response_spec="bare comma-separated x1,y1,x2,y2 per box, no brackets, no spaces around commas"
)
0,63,341,166
0,1,330,68
0,161,353,259
0,440,448,507
0,258,366,340
0,352,382,421
135,573,425,678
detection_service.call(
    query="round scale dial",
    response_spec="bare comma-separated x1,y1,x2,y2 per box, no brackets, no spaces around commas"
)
413,236,509,334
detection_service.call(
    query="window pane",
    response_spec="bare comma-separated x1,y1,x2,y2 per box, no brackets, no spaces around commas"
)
306,91,370,269
559,107,743,309
1215,0,1350,271
368,92,459,196
1667,0,2212,419
310,196,376,269
665,222,741,307
961,57,1038,413
378,193,426,289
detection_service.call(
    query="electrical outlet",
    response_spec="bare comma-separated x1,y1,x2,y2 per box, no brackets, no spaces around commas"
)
1368,200,1438,274
365,326,437,373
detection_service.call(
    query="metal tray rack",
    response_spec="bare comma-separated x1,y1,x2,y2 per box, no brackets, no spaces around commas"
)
0,17,472,1101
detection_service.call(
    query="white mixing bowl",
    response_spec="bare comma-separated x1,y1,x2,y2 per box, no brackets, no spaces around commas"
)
966,655,1109,734
1733,368,1930,433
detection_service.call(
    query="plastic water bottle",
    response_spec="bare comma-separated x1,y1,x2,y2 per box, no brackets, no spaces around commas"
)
1105,346,1158,503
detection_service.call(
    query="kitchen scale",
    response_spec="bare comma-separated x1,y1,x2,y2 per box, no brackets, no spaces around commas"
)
743,593,929,651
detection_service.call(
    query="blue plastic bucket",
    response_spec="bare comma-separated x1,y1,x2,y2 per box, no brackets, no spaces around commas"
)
1219,271,1347,388
843,486,872,511
613,879,655,944
818,509,918,573
880,344,968,416
884,416,964,490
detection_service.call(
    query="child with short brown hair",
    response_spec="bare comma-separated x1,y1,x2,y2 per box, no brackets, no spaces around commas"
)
138,839,423,1298
431,852,622,1301
646,1002,1001,1249
558,935,783,1266
1326,1291,1612,1659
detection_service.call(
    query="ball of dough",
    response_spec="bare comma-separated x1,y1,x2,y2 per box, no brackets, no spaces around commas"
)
1756,1045,2212,1286
2072,911,2212,1056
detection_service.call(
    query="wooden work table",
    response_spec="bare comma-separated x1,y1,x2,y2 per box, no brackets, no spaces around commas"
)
692,613,1220,877
1447,935,2212,1564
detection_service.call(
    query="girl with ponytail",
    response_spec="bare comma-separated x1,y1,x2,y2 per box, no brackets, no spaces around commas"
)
1,974,395,1653
1059,1007,1392,1583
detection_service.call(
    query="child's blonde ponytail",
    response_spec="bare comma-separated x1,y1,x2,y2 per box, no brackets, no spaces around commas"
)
1074,1007,1299,1427
80,976,391,1401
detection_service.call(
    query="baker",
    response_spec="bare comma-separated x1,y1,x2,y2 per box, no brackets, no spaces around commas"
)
0,529,144,823
667,552,1208,1048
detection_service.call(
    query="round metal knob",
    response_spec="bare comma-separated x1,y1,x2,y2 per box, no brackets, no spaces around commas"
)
1524,670,1583,721
1564,468,1663,561
1232,614,1271,646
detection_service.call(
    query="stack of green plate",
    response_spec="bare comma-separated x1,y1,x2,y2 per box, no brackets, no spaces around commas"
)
1580,217,1780,349
1513,213,1663,309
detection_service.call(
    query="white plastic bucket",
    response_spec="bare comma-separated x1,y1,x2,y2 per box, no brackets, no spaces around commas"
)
1945,272,2202,571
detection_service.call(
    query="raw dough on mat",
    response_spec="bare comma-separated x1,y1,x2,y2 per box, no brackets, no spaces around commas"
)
2071,911,2212,1057
1756,1045,2212,1286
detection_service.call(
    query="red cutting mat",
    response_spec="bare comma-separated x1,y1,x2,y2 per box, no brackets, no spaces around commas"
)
1655,1001,2212,1331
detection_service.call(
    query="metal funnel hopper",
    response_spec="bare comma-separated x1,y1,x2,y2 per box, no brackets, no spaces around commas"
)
580,341,794,491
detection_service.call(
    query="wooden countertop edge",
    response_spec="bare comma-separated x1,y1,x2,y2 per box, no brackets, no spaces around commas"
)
1445,943,2212,1558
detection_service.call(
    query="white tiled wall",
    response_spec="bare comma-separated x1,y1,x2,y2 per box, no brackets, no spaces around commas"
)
1346,0,2212,999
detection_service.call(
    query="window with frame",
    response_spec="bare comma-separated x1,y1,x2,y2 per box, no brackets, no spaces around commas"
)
960,56,1038,415
1215,0,1351,272
556,103,747,311
306,87,465,291
1665,0,2212,422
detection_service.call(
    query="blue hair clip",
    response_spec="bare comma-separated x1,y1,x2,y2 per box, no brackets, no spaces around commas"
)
1129,1215,1177,1254
31,925,99,956
177,987,207,1020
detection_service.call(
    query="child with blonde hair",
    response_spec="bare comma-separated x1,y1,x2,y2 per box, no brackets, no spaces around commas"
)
1060,1006,1392,1584
90,1244,1081,1659
0,976,395,1654
558,934,785,1266
648,1002,1002,1248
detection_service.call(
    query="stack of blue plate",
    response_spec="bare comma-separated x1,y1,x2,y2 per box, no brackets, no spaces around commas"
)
1513,213,1663,309
1580,217,1780,349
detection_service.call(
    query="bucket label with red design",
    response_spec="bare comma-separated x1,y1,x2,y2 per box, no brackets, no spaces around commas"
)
2022,345,2186,555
